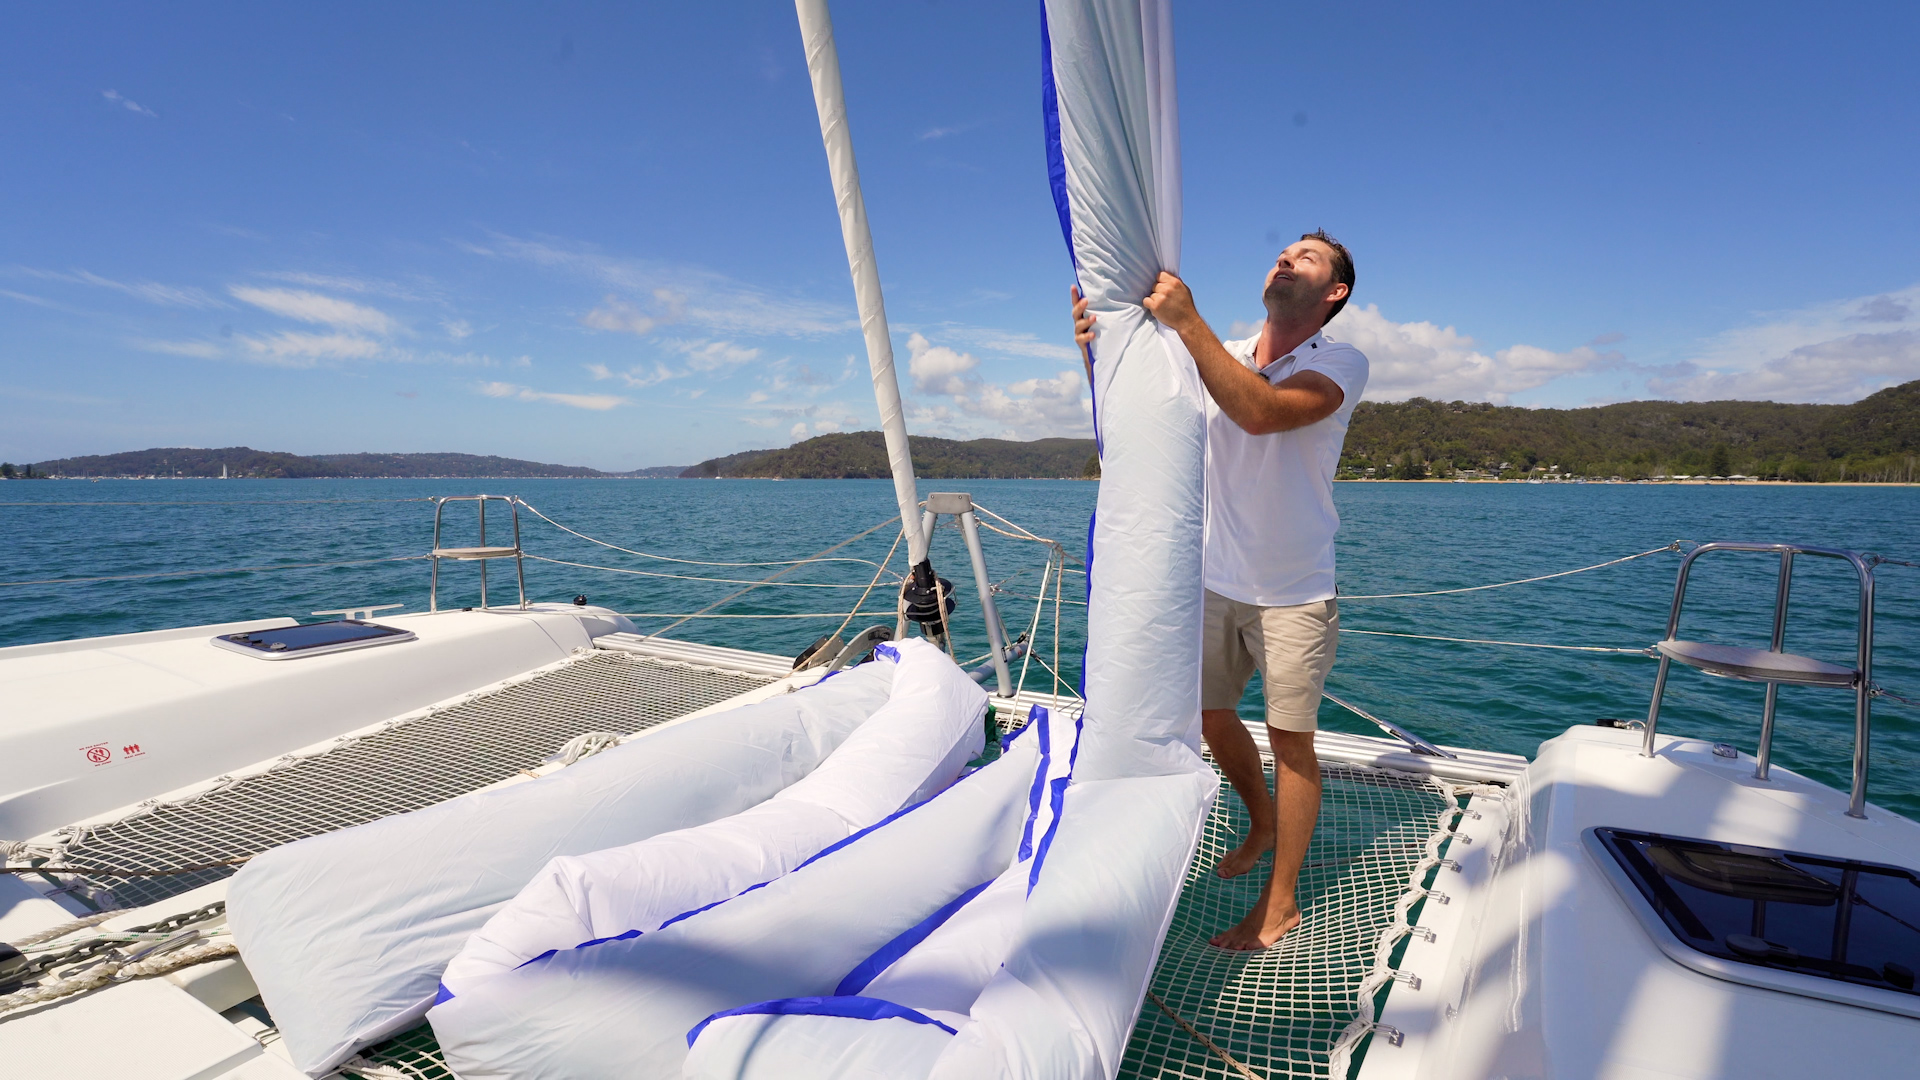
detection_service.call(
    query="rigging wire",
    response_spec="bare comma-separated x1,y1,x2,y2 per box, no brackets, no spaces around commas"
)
823,527,907,648
626,516,902,645
0,555,428,589
515,497,887,571
522,554,894,589
1337,542,1682,600
1340,628,1652,654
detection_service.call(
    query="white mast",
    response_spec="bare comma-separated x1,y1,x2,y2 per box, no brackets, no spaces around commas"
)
793,0,928,570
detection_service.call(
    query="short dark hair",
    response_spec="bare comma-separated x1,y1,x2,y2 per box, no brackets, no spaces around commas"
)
1301,229,1354,324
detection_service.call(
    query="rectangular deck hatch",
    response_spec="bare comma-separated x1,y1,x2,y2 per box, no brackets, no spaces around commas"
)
1591,827,1920,1006
211,619,415,660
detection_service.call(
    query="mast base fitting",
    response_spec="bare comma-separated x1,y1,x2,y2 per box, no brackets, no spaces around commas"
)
900,558,956,633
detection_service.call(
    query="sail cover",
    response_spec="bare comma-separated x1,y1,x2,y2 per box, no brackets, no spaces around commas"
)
1047,0,1210,784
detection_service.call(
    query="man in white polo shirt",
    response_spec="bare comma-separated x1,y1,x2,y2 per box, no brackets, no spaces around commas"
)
1073,230,1366,949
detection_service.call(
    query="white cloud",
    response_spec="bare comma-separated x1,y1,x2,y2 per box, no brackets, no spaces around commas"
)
581,293,672,335
587,361,676,388
1646,284,1920,403
229,286,397,334
256,271,434,303
478,381,626,411
903,332,1090,439
102,89,156,117
790,422,809,440
814,419,842,433
442,319,473,340
931,326,1079,362
471,234,853,338
907,332,979,394
1650,329,1920,402
238,331,384,366
129,338,226,359
22,268,221,308
671,338,760,371
1326,304,1616,404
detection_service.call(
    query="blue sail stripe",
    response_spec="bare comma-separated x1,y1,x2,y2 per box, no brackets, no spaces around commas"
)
687,995,956,1048
833,877,995,998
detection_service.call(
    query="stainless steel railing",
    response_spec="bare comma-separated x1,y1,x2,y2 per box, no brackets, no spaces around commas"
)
429,495,527,612
1641,541,1876,817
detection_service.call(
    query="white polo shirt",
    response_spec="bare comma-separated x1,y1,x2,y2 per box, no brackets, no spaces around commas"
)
1203,330,1369,607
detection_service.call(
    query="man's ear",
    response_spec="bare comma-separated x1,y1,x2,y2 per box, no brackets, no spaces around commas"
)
1326,281,1351,304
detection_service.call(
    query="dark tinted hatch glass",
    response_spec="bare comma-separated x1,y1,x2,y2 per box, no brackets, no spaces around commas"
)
223,620,408,653
1597,827,1920,996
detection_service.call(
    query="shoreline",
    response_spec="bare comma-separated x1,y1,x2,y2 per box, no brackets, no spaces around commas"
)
1334,479,1920,487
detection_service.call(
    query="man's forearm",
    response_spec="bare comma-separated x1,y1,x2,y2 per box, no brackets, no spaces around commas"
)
1174,321,1280,433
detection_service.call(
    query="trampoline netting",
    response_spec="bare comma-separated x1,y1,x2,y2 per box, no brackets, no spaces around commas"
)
343,750,1465,1080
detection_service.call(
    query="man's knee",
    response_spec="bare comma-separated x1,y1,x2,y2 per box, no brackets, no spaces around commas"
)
1268,728,1318,773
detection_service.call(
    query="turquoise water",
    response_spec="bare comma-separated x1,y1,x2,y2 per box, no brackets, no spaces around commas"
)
4,479,1917,816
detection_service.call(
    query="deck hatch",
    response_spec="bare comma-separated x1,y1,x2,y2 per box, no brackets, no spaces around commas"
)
1593,827,1920,999
210,619,415,660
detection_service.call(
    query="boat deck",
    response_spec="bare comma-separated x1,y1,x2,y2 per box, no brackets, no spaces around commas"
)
5,635,1526,1080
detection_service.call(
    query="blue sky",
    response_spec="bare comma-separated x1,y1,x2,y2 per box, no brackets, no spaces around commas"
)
3,2,1916,471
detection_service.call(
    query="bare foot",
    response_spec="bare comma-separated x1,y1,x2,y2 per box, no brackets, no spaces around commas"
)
1212,832,1274,879
1209,898,1302,951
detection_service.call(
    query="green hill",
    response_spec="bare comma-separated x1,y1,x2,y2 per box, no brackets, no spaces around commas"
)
682,432,1101,479
27,447,686,479
1341,380,1920,481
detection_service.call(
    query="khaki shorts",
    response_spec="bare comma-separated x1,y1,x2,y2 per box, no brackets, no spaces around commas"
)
1200,590,1339,731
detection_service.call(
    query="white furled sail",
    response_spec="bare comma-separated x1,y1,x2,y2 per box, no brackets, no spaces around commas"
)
1045,0,1210,784
419,7,1218,1079
794,0,928,571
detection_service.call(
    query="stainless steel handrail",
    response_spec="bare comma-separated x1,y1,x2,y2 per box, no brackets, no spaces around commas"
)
429,495,528,612
1641,541,1877,817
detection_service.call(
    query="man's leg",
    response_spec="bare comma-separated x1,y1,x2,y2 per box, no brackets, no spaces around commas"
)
1208,730,1320,949
1203,708,1274,878
1199,590,1272,879
1210,598,1337,951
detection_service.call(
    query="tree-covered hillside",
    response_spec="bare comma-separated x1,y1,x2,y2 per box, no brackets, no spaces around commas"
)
1341,380,1920,481
682,432,1101,479
29,447,653,478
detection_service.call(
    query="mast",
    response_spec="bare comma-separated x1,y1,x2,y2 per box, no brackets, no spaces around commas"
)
795,0,950,639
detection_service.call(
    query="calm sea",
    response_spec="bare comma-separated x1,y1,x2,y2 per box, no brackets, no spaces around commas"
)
4,479,1917,816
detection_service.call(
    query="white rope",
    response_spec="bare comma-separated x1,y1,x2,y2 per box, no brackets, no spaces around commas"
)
1341,628,1651,655
548,732,624,767
1325,779,1507,1075
824,528,907,651
523,554,892,588
515,497,887,571
7,909,126,948
1338,542,1681,600
0,936,237,1015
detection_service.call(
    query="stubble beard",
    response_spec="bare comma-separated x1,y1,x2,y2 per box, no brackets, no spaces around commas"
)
1262,276,1321,324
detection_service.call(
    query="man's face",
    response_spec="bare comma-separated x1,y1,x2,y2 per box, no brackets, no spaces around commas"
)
1262,239,1346,316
